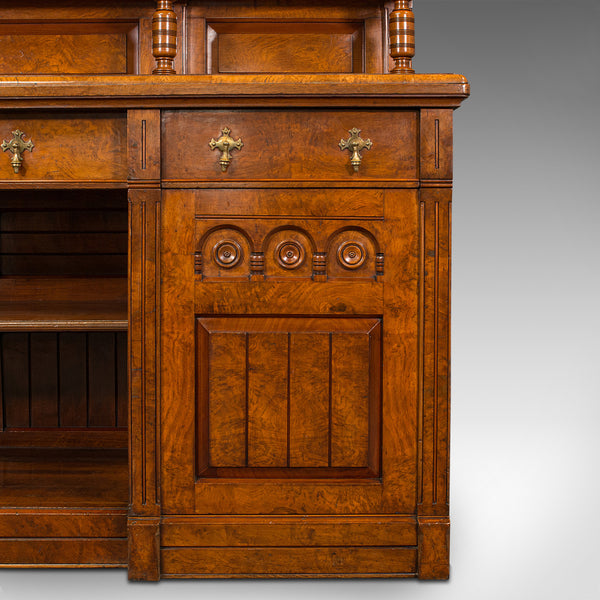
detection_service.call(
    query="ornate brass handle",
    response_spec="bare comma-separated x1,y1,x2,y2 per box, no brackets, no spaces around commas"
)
2,129,34,174
339,128,372,172
209,127,243,172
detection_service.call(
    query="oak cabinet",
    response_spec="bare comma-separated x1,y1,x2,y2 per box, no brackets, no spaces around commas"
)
0,0,468,580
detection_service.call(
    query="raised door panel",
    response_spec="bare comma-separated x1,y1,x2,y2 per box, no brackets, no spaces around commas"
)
197,317,381,478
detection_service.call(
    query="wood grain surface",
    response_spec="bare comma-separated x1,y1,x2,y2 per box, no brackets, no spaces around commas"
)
162,109,417,182
0,112,127,183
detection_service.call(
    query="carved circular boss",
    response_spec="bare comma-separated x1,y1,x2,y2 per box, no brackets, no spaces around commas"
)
337,241,366,269
213,240,242,268
275,241,305,269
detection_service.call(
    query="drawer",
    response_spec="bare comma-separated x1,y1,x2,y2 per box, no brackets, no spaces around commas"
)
0,112,127,185
162,109,418,182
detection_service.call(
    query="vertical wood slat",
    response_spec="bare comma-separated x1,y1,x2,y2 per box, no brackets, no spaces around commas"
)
0,332,126,431
88,332,116,427
1,333,30,427
247,333,288,467
0,332,3,430
59,332,87,427
116,331,128,428
29,333,58,427
207,332,247,467
330,333,371,468
289,333,329,468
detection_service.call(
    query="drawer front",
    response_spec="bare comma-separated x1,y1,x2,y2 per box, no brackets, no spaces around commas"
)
162,109,418,182
0,113,127,184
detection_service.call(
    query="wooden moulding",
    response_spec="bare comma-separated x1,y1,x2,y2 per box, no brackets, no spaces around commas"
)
0,75,470,111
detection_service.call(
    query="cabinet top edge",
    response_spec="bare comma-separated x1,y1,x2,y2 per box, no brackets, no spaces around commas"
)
0,74,469,103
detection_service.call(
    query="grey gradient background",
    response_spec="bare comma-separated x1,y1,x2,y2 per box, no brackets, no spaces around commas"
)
1,1,599,598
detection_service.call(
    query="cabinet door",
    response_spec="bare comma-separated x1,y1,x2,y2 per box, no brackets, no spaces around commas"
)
160,188,419,516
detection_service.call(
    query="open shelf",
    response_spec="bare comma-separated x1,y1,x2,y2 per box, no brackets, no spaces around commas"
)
0,301,127,331
0,447,128,508
0,188,129,517
0,276,127,331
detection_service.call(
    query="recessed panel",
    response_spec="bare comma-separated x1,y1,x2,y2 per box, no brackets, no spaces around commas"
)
196,316,382,478
207,22,363,74
0,22,138,74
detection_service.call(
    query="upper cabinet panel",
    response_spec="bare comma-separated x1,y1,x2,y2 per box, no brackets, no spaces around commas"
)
206,21,363,74
184,0,387,74
0,22,139,75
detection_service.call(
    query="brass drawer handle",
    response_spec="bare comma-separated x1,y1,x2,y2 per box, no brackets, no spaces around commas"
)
2,129,34,174
209,127,243,172
339,128,372,172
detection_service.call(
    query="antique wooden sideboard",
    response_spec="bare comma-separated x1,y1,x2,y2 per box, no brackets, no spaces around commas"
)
0,0,468,579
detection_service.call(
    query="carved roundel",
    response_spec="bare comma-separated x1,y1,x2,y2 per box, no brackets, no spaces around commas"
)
338,241,366,269
213,240,242,268
275,241,305,270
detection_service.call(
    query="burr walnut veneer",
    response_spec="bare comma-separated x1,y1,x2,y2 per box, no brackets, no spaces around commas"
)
0,0,468,580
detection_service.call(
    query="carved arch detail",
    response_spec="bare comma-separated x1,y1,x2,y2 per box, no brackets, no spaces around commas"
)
197,225,253,278
262,227,315,279
326,227,382,279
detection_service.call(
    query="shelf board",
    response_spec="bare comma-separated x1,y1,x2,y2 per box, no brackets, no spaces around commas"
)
0,301,127,331
0,448,128,508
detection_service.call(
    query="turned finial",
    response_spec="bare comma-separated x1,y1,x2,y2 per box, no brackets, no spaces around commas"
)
389,0,415,73
152,0,177,74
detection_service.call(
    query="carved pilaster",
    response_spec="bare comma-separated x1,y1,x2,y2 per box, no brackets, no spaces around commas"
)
418,188,451,519
128,109,162,581
389,1,415,74
128,188,161,580
129,189,161,513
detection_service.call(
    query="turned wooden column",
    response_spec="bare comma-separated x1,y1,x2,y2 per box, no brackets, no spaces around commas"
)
389,0,415,73
152,0,177,74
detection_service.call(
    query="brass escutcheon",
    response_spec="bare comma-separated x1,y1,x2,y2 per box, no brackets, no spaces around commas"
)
339,128,372,173
2,129,34,174
209,127,243,172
